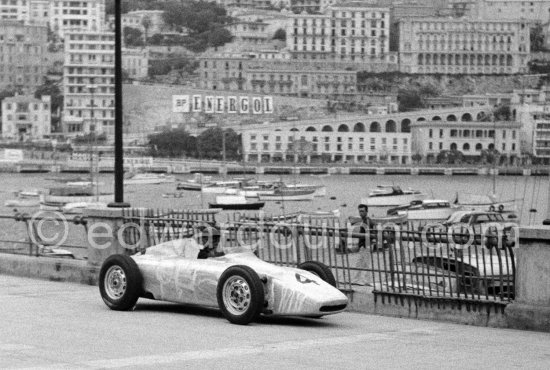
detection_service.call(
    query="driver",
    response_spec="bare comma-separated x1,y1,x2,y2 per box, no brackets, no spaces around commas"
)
197,226,223,259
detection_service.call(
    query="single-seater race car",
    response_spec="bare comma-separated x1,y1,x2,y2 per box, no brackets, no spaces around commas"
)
99,238,348,325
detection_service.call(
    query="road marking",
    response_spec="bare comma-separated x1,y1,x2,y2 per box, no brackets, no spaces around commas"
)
16,333,393,369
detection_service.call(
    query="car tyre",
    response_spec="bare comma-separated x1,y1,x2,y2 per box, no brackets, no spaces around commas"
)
217,265,264,325
99,254,142,311
297,261,337,287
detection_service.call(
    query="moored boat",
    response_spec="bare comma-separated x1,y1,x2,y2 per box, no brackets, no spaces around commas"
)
176,173,213,191
4,190,42,207
387,199,458,221
361,185,427,207
208,195,264,210
281,183,326,197
124,173,176,185
258,188,315,202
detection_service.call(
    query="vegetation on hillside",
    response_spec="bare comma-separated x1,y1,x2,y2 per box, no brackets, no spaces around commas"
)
148,127,241,160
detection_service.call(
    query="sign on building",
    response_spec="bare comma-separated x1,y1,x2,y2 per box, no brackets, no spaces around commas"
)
172,95,273,114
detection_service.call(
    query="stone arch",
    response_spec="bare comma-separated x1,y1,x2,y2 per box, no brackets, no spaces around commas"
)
337,124,349,132
321,125,333,132
401,118,411,133
353,122,366,132
450,142,457,151
385,120,396,132
290,127,299,132
305,126,316,132
461,113,472,121
475,143,482,151
432,116,442,121
463,143,470,151
417,117,426,122
447,114,457,121
476,112,486,121
370,121,381,132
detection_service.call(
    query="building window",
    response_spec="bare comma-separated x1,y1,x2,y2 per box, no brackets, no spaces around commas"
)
429,142,433,150
429,129,433,138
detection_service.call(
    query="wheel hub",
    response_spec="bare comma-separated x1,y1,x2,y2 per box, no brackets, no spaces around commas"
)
105,265,127,300
223,277,251,315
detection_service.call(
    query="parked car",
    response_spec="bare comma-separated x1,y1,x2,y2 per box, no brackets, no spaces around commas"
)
405,211,517,298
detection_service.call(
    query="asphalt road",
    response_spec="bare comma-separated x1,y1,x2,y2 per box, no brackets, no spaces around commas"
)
1,275,549,370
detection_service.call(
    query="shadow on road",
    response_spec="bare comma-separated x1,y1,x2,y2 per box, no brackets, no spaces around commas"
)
133,301,336,327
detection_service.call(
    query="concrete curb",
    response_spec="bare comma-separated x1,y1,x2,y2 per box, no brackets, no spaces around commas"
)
0,254,547,332
0,254,98,286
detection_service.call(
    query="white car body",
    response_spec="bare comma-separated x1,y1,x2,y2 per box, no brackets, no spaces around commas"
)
132,240,348,317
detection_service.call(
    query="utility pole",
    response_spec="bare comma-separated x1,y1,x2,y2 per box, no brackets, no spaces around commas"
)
109,0,129,207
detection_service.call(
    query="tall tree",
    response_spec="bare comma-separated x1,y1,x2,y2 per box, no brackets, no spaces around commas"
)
141,16,152,44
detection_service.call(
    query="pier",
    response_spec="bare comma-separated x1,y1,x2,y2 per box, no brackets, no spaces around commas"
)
1,159,550,176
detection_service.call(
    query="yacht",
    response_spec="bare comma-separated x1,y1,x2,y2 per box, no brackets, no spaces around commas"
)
4,190,42,208
176,173,213,191
361,185,427,207
40,185,113,211
258,188,315,202
387,199,458,221
124,173,176,185
208,195,264,210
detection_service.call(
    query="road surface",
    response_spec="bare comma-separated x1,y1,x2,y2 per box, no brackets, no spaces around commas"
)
1,275,549,369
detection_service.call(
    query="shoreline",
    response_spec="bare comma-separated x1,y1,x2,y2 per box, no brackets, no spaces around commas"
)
0,160,547,176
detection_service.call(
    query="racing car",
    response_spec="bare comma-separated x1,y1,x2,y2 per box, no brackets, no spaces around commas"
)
99,238,348,325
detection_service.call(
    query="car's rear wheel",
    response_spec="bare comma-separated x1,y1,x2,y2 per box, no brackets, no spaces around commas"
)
217,265,264,325
99,254,142,311
298,261,337,287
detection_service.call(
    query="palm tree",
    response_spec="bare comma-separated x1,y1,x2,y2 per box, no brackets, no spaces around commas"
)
141,16,152,45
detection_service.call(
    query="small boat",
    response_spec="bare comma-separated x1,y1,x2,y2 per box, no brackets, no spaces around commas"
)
201,180,241,194
282,183,326,197
61,201,108,214
453,192,517,214
4,190,42,207
176,173,213,191
259,188,315,201
124,173,176,185
40,185,113,210
208,195,264,210
387,199,458,221
162,192,187,198
361,185,427,207
240,181,278,198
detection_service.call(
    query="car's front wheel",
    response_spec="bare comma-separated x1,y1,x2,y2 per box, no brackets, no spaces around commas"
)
99,254,142,311
217,265,264,325
297,261,336,287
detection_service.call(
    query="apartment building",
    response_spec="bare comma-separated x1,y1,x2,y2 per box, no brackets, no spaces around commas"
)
470,0,550,24
62,30,114,136
198,52,357,100
1,95,51,140
122,47,148,80
0,0,29,22
411,121,521,163
240,106,491,164
287,2,395,66
50,0,105,39
398,17,531,74
0,20,47,91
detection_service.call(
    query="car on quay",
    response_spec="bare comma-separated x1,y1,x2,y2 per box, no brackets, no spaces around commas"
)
98,238,348,325
403,211,518,299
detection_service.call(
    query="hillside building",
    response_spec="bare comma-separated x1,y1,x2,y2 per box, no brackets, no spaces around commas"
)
1,95,51,140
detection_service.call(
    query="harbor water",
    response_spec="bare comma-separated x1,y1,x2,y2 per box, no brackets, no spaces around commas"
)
0,173,548,226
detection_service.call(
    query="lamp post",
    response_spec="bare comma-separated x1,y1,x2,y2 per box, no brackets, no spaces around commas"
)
109,0,129,207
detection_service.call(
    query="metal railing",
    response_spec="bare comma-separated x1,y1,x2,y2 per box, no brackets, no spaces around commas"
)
0,208,517,305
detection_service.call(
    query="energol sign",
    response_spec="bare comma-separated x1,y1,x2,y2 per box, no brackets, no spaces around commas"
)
172,95,273,114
